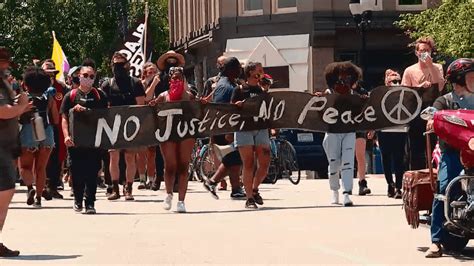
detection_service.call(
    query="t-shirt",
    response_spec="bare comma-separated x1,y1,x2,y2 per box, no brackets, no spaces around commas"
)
212,76,235,104
202,73,221,97
154,72,170,98
231,84,264,103
19,94,50,126
60,88,108,117
0,78,19,147
401,63,444,88
101,76,145,106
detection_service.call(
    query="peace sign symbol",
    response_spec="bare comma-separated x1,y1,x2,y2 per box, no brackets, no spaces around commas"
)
381,87,422,125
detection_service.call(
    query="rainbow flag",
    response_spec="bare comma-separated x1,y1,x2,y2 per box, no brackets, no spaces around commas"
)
51,31,70,82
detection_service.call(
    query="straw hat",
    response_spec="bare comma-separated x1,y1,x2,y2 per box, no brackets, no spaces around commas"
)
42,61,60,75
157,50,185,71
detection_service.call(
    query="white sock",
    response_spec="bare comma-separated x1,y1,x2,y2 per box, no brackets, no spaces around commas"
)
139,174,146,182
147,176,155,183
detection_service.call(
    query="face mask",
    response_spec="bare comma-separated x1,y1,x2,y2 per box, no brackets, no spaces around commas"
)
80,76,94,88
168,78,185,101
419,52,430,62
113,63,128,77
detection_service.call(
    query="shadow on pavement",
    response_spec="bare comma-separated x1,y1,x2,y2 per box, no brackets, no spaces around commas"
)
185,203,403,214
4,254,81,261
9,206,72,210
417,246,474,262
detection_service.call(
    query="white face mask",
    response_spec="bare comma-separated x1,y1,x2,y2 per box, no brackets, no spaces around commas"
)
80,76,94,88
419,52,430,62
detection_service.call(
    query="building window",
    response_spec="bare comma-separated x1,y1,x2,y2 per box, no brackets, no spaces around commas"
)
272,0,297,14
239,0,263,16
396,0,427,11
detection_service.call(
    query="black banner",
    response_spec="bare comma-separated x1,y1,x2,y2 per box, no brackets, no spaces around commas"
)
71,86,435,149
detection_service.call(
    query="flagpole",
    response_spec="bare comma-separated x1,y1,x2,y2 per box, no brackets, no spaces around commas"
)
143,1,149,62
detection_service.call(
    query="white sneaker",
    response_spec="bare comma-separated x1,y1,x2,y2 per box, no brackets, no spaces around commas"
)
343,193,353,207
331,190,339,204
163,194,173,210
177,201,186,213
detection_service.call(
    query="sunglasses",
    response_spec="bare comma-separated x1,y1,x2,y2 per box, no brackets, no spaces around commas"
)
169,67,183,75
335,76,353,86
81,73,95,80
390,79,401,85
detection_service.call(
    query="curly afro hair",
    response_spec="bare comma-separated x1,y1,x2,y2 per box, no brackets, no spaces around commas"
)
23,66,51,94
324,61,362,89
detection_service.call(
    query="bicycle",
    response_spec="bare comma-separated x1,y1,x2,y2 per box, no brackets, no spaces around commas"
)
187,138,207,182
267,134,301,185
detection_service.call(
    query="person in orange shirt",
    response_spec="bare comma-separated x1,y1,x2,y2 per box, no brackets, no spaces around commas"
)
401,37,444,90
402,37,444,170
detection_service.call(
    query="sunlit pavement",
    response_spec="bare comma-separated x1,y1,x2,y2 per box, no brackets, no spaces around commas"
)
2,176,472,265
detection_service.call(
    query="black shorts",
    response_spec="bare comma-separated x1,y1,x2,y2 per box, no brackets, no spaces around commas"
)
0,148,16,191
221,150,242,168
212,135,229,146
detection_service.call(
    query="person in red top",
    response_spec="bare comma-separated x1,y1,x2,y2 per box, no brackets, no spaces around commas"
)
41,60,66,199
150,67,194,213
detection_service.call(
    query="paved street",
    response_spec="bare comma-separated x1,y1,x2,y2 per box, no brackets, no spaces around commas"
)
1,176,473,265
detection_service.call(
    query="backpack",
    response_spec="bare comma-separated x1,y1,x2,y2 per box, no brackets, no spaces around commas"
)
69,88,101,104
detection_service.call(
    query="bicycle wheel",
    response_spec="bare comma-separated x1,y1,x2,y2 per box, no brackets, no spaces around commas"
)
199,145,217,181
279,140,301,185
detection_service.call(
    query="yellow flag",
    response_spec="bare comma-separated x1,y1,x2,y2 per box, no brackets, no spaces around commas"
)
51,31,70,82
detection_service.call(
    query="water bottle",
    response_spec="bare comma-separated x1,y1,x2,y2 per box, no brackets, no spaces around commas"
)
31,112,46,142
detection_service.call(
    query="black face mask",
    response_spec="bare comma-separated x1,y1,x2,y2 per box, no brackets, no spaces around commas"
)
113,62,128,77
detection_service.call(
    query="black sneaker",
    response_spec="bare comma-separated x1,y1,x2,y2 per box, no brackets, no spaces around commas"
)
42,190,53,201
358,179,371,196
245,198,258,209
151,180,160,191
0,243,20,257
84,205,96,214
253,190,264,205
203,180,219,200
33,197,41,208
49,189,64,199
394,189,402,199
230,188,246,199
73,203,83,213
26,188,36,206
106,185,113,196
387,184,395,198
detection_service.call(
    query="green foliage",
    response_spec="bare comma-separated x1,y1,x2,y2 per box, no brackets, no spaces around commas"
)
0,0,169,77
396,0,474,58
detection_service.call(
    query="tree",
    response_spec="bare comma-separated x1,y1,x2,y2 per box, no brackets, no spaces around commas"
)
0,0,169,77
396,0,474,58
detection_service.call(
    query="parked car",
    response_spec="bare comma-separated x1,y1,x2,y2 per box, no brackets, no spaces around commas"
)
278,129,328,178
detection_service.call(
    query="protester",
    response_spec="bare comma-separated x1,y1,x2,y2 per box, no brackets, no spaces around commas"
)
319,61,364,207
260,74,273,92
0,47,31,257
378,69,407,198
100,52,145,200
353,81,372,196
154,51,185,192
232,61,271,209
425,58,474,258
137,62,159,190
61,66,108,214
202,57,246,200
150,66,195,213
202,55,226,98
42,61,65,199
402,37,444,170
18,66,58,208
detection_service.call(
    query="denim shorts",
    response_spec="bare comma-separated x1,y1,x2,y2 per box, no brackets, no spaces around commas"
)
20,124,55,150
0,147,16,191
234,130,270,147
